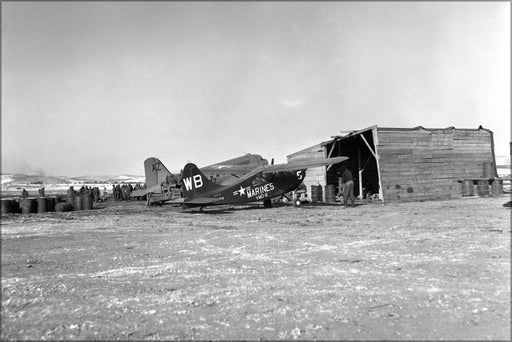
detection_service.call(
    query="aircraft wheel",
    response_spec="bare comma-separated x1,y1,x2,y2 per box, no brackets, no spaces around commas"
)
263,199,272,208
294,199,302,207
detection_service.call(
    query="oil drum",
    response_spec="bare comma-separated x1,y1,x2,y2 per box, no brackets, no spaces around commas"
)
20,198,37,214
491,179,503,196
83,195,93,210
461,180,473,197
37,197,47,213
476,180,490,197
311,185,323,203
74,196,84,211
1,199,18,214
46,197,56,212
55,202,74,212
325,184,336,203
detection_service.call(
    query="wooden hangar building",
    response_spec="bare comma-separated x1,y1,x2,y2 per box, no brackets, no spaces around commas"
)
287,125,499,202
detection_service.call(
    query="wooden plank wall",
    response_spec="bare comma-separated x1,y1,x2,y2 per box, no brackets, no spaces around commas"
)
377,128,495,201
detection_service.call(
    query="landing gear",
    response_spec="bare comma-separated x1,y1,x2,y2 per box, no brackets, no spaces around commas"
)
294,198,302,207
263,199,272,208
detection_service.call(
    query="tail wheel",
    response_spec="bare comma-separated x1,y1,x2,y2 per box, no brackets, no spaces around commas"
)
294,199,302,207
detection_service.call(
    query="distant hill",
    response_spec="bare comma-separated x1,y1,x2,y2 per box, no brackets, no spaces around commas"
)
1,173,145,186
1,174,70,185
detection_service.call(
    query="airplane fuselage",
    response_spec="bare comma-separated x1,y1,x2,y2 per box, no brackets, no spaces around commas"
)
181,169,306,207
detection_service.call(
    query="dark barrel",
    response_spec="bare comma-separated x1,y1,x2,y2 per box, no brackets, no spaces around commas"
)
46,197,56,212
55,202,74,212
73,196,84,211
37,197,48,213
476,180,490,196
311,185,323,203
1,199,18,214
83,195,93,210
325,184,336,203
13,199,21,213
491,179,503,196
461,180,473,197
20,198,38,214
482,161,494,179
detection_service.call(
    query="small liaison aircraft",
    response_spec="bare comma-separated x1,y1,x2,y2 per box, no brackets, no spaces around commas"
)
180,156,348,209
136,154,271,205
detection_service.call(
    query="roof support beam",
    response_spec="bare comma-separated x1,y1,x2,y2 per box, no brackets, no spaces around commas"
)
327,141,338,171
360,134,377,159
360,129,384,201
358,147,363,199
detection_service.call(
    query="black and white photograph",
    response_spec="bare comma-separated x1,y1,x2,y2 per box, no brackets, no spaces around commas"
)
1,1,510,340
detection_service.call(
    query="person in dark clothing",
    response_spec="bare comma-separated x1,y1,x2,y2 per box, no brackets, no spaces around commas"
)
21,189,29,199
340,165,355,205
67,186,75,204
92,187,100,202
115,184,121,201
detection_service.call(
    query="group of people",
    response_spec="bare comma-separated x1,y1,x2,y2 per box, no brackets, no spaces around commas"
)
20,183,146,203
66,186,107,203
111,183,145,201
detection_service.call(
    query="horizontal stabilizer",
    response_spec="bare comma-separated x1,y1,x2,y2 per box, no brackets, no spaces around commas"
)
145,183,162,194
130,189,147,197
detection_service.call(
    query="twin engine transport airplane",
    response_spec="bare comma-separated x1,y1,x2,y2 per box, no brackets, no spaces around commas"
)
138,154,271,205
180,156,348,209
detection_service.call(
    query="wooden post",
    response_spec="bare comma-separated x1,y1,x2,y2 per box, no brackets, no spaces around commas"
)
372,128,384,202
358,147,363,199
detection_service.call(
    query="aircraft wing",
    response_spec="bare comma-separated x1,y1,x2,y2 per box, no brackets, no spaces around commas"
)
235,156,348,179
261,156,348,173
200,164,257,174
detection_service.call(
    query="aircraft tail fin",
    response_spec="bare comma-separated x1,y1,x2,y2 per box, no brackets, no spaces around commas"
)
181,163,222,201
144,157,174,189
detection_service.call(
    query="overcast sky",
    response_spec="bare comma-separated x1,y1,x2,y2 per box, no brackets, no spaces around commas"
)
2,2,510,176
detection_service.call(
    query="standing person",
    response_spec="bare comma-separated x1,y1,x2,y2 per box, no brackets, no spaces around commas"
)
121,184,127,201
21,189,29,199
92,187,99,202
128,183,133,200
340,165,355,206
67,186,75,204
115,184,121,201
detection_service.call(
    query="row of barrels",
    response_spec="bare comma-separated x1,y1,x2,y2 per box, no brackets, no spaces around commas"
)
1,195,93,215
461,179,503,197
313,178,504,202
310,185,339,203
